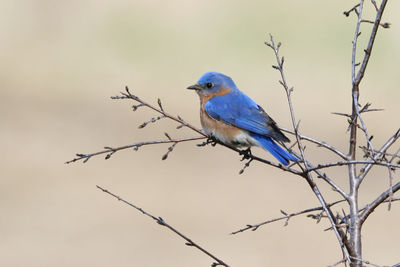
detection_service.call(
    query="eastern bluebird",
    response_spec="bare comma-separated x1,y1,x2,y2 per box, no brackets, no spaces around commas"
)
187,71,297,165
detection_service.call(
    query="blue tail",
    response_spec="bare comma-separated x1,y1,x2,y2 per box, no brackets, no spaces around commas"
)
250,133,298,165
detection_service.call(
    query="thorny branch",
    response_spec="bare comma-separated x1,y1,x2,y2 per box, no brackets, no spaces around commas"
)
68,1,399,265
330,257,400,267
347,0,390,266
96,185,230,267
280,127,349,160
360,181,400,224
67,87,354,181
304,160,400,173
231,200,346,235
348,256,399,267
358,128,400,182
232,197,400,235
266,34,352,262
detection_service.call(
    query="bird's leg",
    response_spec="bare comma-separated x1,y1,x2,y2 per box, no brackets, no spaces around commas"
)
239,147,253,160
197,136,218,147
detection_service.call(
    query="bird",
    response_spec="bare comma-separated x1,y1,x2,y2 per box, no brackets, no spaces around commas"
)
187,71,297,166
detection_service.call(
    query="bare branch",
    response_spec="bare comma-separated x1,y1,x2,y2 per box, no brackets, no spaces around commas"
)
349,256,391,267
343,3,360,17
332,104,383,119
360,178,400,224
328,258,347,267
332,112,351,118
231,199,345,235
358,128,400,182
346,1,389,264
280,127,349,160
279,144,349,199
266,34,351,262
114,87,205,136
238,158,253,175
305,160,400,173
387,166,394,210
355,0,389,85
326,198,400,232
138,115,166,129
360,146,400,159
354,101,375,156
63,0,397,265
68,87,308,175
369,0,378,11
65,136,205,164
162,142,177,160
361,19,390,28
96,185,230,267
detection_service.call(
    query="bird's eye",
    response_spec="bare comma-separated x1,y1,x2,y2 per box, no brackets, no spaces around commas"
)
206,82,213,89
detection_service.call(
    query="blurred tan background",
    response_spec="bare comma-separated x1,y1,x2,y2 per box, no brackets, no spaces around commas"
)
1,0,399,266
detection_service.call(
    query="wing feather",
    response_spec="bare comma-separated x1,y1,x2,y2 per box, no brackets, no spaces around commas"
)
205,90,290,142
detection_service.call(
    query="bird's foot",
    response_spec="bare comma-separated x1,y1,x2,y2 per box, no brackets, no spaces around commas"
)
239,147,253,160
197,136,217,147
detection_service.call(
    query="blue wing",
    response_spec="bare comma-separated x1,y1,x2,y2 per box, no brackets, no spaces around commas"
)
205,89,289,142
250,133,298,165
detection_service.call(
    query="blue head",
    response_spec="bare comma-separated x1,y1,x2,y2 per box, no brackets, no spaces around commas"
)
187,72,237,96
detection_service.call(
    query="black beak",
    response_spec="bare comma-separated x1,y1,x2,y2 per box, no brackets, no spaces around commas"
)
187,84,203,90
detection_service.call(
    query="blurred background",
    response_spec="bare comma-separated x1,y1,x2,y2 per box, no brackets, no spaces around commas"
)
1,0,399,266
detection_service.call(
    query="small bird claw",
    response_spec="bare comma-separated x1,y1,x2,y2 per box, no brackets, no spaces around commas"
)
239,147,253,160
197,137,217,147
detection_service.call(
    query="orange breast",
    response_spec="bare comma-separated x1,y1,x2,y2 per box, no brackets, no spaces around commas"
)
200,108,243,145
198,87,250,146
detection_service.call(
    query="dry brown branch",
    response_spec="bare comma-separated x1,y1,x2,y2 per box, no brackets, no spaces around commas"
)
68,1,398,265
231,200,346,235
305,160,400,173
234,196,400,236
67,87,308,176
266,34,351,262
65,136,205,164
346,1,389,265
358,128,400,182
96,185,230,267
360,182,400,224
280,127,349,160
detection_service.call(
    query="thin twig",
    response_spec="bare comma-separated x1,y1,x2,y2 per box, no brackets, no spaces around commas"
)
355,0,389,84
279,144,349,199
386,147,400,210
280,127,349,160
361,19,390,28
305,160,400,173
343,4,360,17
360,180,400,224
346,0,390,264
327,198,400,231
231,200,345,235
354,101,375,157
96,185,230,267
68,88,306,176
358,128,400,182
370,0,378,11
115,87,205,136
329,258,347,267
359,146,400,159
65,137,205,164
266,34,351,263
349,256,389,267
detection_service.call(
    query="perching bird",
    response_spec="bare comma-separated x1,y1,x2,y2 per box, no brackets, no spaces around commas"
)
187,71,297,165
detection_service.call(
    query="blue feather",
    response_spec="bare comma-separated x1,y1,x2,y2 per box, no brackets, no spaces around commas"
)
194,71,297,164
205,90,274,136
250,133,298,165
